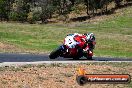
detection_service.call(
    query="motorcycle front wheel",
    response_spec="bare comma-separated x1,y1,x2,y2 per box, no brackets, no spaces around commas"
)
49,48,60,59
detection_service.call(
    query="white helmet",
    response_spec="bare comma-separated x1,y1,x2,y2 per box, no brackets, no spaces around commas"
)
85,33,95,42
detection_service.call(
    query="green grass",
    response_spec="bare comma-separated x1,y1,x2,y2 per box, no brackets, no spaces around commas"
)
0,6,132,58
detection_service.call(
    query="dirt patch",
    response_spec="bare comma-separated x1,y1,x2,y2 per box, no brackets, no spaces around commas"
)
0,63,131,88
0,42,48,54
0,42,16,50
0,42,24,53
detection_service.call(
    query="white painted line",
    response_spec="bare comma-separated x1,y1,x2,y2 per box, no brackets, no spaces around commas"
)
0,61,132,67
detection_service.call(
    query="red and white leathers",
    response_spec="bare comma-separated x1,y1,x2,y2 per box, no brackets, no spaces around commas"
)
73,33,93,57
73,33,86,48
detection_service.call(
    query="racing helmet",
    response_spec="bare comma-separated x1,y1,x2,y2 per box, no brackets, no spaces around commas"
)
84,33,95,42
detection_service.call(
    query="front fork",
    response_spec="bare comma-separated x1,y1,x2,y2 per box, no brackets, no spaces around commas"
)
59,45,69,56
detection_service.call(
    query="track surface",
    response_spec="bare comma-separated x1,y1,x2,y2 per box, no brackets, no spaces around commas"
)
0,53,132,66
0,53,131,62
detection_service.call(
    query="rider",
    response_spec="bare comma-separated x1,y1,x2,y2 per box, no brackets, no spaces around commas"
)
71,32,96,58
83,33,96,57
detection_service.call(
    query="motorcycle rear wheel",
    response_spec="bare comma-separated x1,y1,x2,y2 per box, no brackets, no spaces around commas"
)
87,56,93,60
83,52,93,60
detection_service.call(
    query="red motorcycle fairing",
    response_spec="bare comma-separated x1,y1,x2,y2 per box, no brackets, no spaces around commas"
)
68,48,78,56
60,45,78,58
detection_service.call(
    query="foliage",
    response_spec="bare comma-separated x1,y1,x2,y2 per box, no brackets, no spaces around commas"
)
9,0,30,22
0,0,131,23
0,0,10,21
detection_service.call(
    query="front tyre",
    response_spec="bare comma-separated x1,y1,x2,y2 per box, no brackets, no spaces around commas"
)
49,48,60,59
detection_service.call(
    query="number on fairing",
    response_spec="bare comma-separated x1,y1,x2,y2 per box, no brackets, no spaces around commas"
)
64,36,76,48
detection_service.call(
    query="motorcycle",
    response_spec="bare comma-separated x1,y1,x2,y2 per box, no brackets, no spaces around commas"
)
49,34,93,60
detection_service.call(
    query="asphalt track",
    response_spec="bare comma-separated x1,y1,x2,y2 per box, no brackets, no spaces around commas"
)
0,53,132,63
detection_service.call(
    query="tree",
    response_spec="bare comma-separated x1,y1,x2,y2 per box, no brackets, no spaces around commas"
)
84,0,113,16
115,0,123,7
0,0,11,21
9,0,30,22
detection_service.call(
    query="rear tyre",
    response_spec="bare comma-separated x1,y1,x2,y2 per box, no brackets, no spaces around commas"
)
49,48,60,59
83,52,93,60
87,56,93,60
